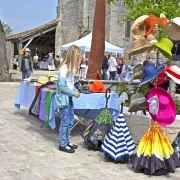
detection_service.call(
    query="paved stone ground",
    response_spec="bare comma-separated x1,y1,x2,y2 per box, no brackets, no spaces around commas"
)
0,82,180,180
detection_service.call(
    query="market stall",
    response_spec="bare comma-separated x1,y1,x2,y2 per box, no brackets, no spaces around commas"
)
14,79,120,129
61,33,124,54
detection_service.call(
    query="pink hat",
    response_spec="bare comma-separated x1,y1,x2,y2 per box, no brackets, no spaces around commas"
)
146,87,176,126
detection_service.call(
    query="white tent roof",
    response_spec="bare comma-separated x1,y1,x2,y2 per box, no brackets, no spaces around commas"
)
61,33,124,54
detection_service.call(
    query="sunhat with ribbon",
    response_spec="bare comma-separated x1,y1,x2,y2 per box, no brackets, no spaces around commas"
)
165,17,180,41
131,15,159,40
133,64,143,80
150,65,171,86
129,92,146,113
166,65,180,84
140,63,166,86
146,87,176,126
154,38,173,60
129,39,157,56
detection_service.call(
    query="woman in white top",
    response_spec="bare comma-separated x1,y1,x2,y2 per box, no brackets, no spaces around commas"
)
108,53,117,80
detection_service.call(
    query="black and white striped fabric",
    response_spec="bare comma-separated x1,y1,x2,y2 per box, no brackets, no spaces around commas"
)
101,113,136,161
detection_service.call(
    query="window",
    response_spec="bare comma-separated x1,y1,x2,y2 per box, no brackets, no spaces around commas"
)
125,21,131,38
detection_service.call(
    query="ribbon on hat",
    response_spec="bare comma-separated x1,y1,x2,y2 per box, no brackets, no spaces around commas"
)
148,95,159,115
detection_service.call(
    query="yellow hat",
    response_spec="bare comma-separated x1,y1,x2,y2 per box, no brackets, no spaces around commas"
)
37,76,49,84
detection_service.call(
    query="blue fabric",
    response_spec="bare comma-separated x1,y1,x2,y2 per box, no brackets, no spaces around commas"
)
55,77,77,109
59,105,74,147
102,69,108,80
49,92,120,129
14,82,36,112
22,69,31,79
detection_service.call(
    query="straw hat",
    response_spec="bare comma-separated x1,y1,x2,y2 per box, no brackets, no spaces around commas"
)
133,64,143,80
154,38,173,60
129,93,146,113
129,39,157,56
24,48,31,53
165,17,180,41
37,76,49,84
146,87,176,126
166,65,180,84
131,15,159,40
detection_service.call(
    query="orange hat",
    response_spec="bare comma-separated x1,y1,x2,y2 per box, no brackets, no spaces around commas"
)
86,81,106,93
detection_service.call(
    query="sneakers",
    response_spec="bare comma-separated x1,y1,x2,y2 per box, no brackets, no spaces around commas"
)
68,143,78,149
59,145,75,153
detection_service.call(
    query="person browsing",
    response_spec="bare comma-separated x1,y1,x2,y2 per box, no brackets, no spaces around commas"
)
55,45,82,153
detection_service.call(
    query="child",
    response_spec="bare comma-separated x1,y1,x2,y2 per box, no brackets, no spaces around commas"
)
55,45,82,153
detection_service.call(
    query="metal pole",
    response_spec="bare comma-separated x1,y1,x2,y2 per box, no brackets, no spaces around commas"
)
88,16,90,29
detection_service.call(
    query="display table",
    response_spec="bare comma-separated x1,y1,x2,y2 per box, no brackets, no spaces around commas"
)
14,82,120,129
39,61,48,69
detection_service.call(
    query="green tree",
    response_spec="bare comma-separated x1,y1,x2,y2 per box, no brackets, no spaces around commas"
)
1,22,13,36
107,0,180,21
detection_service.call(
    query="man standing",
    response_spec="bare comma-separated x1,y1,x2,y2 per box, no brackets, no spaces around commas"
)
20,48,33,79
101,52,109,80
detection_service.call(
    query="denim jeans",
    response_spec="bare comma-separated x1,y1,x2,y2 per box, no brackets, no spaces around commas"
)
22,69,31,79
59,104,74,147
102,69,108,80
109,71,116,80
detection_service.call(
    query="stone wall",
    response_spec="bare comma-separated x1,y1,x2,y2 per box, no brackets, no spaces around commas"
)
58,0,130,49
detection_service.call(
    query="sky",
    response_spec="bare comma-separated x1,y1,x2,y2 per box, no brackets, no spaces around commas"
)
0,0,57,34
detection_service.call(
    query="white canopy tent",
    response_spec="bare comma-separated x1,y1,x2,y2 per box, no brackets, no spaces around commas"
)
61,33,124,54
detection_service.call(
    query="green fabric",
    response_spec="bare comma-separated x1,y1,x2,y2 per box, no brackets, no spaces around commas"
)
45,91,55,126
95,109,114,124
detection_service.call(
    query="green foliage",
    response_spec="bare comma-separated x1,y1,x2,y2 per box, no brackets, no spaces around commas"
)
123,0,180,21
117,83,150,107
107,0,180,21
175,100,180,114
1,22,13,36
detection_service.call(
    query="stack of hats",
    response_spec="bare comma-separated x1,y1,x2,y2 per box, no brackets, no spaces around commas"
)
129,14,176,60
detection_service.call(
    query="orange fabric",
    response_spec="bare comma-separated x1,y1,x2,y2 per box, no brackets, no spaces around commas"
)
144,15,168,38
86,81,106,93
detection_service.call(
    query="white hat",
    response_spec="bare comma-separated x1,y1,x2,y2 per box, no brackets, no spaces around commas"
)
24,48,31,53
166,65,180,84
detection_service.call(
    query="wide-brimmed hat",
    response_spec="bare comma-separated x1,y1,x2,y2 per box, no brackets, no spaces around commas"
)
24,48,31,53
165,17,180,41
86,81,106,93
166,65,180,84
140,63,166,86
150,65,171,86
37,76,49,84
146,87,176,126
133,64,143,80
131,15,159,40
129,39,157,56
129,92,146,113
154,38,173,60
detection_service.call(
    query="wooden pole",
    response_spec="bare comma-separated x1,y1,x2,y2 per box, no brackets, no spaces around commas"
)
87,0,105,79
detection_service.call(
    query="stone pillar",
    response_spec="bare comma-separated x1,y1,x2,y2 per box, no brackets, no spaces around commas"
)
18,40,22,69
6,41,14,69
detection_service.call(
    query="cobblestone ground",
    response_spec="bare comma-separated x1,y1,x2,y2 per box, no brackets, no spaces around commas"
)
0,82,180,180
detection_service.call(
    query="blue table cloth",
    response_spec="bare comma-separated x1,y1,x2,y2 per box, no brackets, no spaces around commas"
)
14,82,120,129
49,93,120,129
14,82,36,112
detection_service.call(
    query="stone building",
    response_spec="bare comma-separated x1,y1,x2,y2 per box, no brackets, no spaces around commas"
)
6,0,133,69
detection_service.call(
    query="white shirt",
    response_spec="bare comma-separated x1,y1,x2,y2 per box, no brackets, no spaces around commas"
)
58,64,74,90
108,57,117,72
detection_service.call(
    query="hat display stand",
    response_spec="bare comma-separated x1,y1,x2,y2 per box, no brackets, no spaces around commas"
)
101,92,136,163
131,89,180,175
